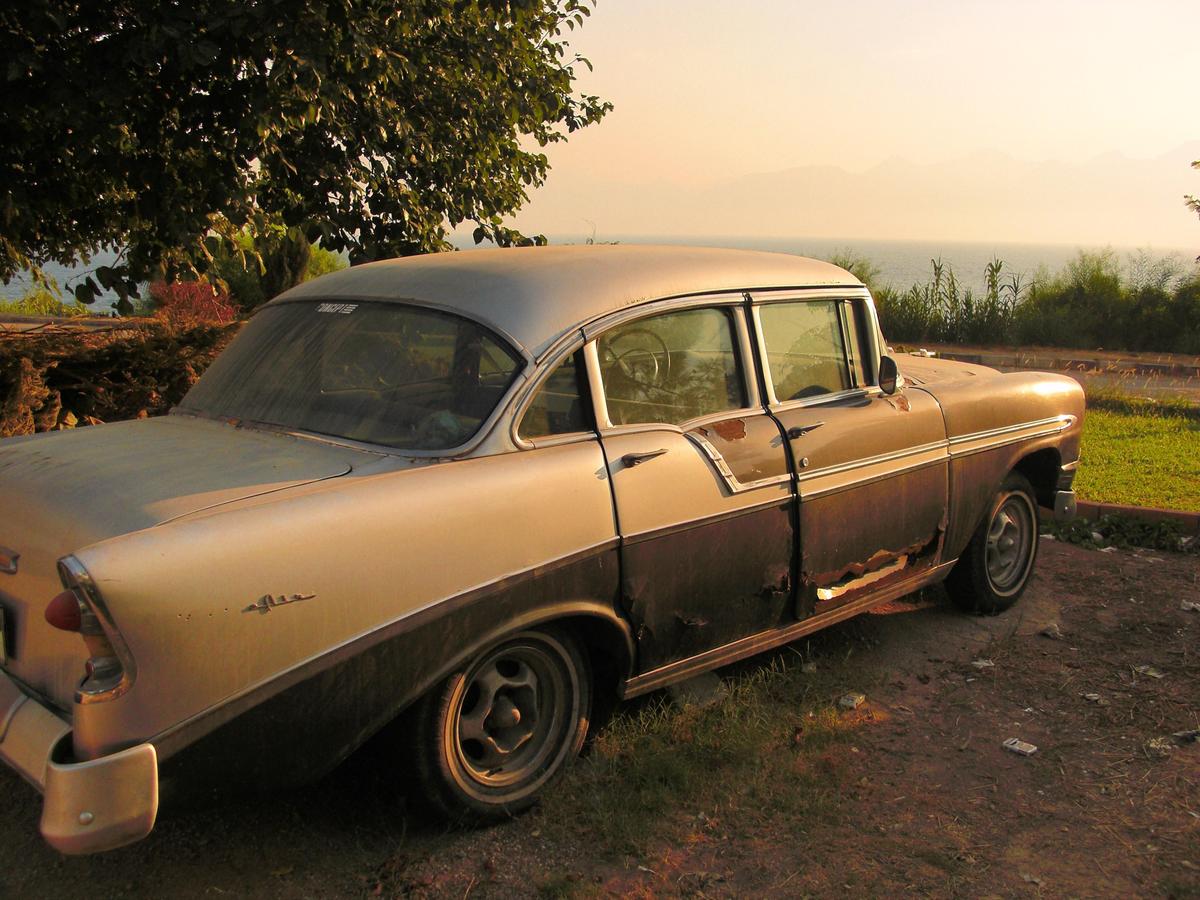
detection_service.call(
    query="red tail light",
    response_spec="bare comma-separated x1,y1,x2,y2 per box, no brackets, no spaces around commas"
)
45,590,83,632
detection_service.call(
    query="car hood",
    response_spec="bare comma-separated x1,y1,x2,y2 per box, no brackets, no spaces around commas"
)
0,414,363,554
896,353,999,385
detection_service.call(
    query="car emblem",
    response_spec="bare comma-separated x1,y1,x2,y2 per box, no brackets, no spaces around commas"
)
0,546,18,575
242,593,316,615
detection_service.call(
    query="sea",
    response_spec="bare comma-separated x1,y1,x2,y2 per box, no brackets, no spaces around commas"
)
4,235,1194,309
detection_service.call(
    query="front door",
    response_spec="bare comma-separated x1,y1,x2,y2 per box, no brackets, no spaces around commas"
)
751,294,949,615
591,301,795,673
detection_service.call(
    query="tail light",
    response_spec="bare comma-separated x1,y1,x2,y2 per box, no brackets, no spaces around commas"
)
53,557,136,703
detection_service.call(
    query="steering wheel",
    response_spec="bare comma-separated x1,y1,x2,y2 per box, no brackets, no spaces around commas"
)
605,327,672,389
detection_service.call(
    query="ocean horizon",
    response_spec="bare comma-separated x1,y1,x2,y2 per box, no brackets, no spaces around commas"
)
4,235,1195,308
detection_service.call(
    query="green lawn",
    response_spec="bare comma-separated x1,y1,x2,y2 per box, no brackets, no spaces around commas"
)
1075,406,1200,511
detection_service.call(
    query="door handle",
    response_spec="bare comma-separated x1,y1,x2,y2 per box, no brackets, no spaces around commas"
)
621,448,668,467
786,422,825,440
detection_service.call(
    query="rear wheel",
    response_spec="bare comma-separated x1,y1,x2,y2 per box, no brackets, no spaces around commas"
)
411,627,590,822
946,471,1040,614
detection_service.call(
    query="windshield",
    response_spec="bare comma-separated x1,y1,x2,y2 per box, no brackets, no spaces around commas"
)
180,301,524,450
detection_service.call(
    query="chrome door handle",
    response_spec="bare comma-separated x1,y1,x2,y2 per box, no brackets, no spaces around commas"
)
621,448,668,467
786,422,825,440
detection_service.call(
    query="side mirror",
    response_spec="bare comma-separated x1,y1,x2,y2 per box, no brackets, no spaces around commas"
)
878,355,900,395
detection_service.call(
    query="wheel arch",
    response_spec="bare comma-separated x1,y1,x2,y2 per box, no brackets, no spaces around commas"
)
1013,446,1063,510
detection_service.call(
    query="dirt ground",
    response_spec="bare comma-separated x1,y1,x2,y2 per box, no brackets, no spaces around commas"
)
1,539,1197,899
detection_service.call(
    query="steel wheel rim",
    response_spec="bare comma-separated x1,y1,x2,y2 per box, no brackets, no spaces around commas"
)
985,492,1036,596
449,637,576,801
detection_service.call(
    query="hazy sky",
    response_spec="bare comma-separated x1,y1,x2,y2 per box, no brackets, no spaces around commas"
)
507,0,1200,247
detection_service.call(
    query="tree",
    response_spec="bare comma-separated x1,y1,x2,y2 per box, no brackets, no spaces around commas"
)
0,1,610,311
1188,160,1200,260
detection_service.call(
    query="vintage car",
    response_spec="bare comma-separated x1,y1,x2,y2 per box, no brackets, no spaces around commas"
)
0,246,1083,853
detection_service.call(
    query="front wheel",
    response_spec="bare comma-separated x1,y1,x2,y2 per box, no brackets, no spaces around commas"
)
410,627,591,822
946,471,1040,615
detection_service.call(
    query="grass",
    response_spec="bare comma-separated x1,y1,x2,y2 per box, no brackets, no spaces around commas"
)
1075,405,1200,510
535,647,866,860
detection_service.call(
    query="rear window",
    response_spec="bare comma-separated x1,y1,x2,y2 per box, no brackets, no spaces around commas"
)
180,301,523,450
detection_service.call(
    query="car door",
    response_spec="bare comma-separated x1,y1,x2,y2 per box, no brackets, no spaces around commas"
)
586,298,795,673
750,292,949,616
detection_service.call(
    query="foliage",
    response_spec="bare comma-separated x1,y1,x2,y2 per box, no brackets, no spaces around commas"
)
1042,513,1195,555
0,286,91,318
1187,159,1199,258
207,220,347,310
149,281,239,328
876,250,1200,354
874,257,1023,345
0,322,238,436
826,249,885,294
0,1,611,311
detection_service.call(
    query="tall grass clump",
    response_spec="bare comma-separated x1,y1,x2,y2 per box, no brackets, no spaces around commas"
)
874,257,1023,345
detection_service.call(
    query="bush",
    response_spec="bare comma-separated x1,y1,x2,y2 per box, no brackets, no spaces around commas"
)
0,321,239,436
0,285,92,317
149,280,239,328
875,250,1200,353
208,222,347,311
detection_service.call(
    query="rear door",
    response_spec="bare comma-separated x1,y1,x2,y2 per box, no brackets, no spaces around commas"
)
750,293,949,616
588,298,795,673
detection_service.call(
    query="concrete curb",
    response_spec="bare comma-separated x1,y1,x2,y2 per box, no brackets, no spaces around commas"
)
935,350,1200,379
1073,500,1200,536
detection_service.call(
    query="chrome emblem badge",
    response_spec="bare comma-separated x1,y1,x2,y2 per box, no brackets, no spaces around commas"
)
242,593,315,615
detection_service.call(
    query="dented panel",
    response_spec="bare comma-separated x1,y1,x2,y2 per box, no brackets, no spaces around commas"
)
600,413,794,670
773,389,949,597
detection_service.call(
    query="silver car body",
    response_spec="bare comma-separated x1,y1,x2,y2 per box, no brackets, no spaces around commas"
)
0,246,1083,852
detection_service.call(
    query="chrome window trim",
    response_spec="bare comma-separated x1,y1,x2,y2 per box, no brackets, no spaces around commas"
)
769,386,878,414
686,430,793,495
580,290,750,344
58,556,138,706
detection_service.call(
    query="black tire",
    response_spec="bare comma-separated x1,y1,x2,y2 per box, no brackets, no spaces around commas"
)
410,627,591,823
946,471,1040,615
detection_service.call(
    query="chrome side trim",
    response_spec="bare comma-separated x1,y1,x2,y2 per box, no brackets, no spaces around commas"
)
948,415,1076,458
57,556,137,705
791,415,1076,500
623,560,956,697
685,431,792,495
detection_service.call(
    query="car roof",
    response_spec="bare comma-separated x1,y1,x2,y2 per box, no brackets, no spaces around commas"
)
272,244,862,359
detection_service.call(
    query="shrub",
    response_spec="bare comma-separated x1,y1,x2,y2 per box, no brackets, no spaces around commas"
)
0,285,91,317
0,321,239,436
875,249,1200,353
149,280,239,328
208,222,347,311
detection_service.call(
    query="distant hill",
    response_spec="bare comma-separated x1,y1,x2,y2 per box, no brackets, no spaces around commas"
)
510,143,1200,249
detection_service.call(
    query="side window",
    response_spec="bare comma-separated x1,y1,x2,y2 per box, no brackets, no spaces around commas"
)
841,300,870,388
758,300,852,401
521,351,590,439
598,307,745,426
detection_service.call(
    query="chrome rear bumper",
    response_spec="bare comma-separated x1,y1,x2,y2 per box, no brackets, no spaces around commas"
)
1,669,158,854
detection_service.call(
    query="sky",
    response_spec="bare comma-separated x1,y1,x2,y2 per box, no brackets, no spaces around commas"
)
503,0,1200,249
